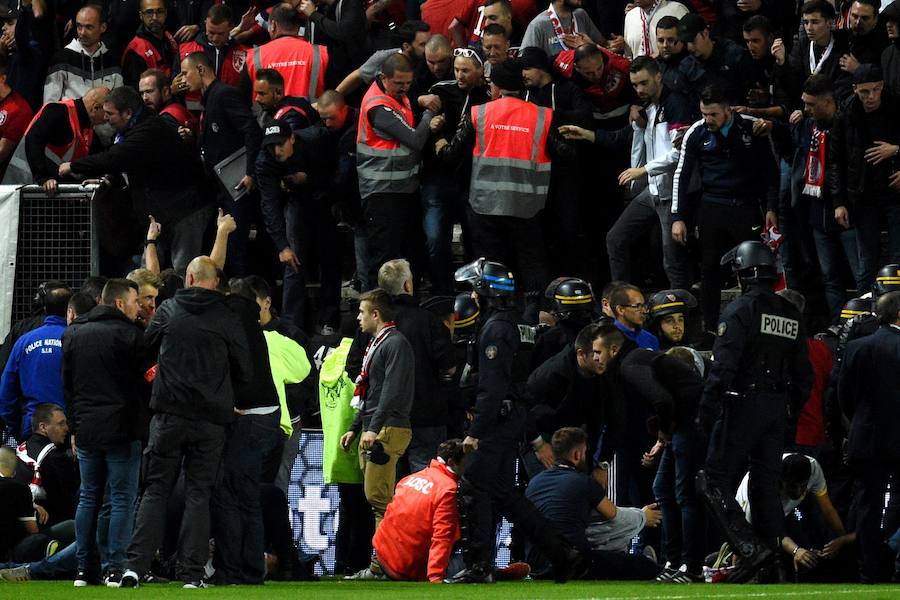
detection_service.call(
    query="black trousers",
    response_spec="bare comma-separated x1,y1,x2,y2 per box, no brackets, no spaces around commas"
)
460,404,568,568
698,202,765,330
361,192,422,290
283,198,343,331
126,414,225,582
335,483,375,575
705,392,786,543
466,208,550,295
211,411,281,584
852,460,900,583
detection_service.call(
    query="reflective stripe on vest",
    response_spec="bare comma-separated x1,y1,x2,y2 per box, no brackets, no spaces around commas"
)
469,97,551,218
355,82,420,198
250,38,327,102
3,99,92,185
123,34,177,77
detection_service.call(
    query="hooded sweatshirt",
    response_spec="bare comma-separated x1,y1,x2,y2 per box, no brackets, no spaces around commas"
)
43,38,123,103
145,288,252,425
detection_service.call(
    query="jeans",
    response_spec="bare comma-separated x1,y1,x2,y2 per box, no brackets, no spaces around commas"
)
212,411,282,584
420,171,461,295
274,424,302,495
75,441,141,574
812,227,863,323
652,424,703,571
854,200,900,292
397,425,447,478
127,413,226,582
0,540,78,579
606,189,691,289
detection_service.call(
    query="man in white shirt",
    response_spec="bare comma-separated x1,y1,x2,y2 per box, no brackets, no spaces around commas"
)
736,453,855,574
623,0,689,59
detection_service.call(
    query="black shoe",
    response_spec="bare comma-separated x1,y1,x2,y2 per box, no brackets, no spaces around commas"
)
725,546,777,583
74,570,99,587
139,572,170,584
443,566,494,584
552,547,588,583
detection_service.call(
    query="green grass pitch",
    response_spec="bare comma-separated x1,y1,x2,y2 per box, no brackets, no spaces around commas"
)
1,580,898,599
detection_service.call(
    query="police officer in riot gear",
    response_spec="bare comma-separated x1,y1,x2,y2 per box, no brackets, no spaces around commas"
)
446,258,581,584
695,241,813,583
647,289,698,350
533,277,602,367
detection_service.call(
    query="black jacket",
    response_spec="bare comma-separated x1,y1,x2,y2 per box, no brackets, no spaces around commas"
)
145,288,252,425
223,295,280,411
201,79,262,179
14,433,79,525
829,94,900,210
305,0,368,89
777,30,853,104
618,347,703,435
71,112,207,225
678,38,756,106
62,305,151,448
838,325,900,461
526,345,605,457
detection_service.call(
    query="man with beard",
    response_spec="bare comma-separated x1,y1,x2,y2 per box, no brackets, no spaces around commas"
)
138,69,197,136
838,0,890,77
561,56,693,290
336,20,430,97
121,0,179,86
420,47,489,294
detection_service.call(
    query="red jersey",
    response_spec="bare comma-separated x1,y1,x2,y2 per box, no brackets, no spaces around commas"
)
795,338,832,448
422,0,480,42
373,459,461,582
0,90,33,143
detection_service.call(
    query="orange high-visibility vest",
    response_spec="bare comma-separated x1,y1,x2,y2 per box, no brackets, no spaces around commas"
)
356,81,420,199
469,95,552,218
247,36,328,102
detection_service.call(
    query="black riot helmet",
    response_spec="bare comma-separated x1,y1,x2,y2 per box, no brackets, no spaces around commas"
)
452,293,480,341
839,297,874,324
544,277,595,321
648,289,698,321
873,264,900,297
454,258,515,298
721,241,777,283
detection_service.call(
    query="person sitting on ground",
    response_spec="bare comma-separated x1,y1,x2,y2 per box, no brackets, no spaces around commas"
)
525,427,662,580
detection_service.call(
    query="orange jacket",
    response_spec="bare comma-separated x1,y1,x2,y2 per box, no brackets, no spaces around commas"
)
373,459,461,582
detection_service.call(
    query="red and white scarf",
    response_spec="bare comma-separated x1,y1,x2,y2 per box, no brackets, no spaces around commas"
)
547,3,578,52
803,127,828,198
351,322,397,408
638,1,661,57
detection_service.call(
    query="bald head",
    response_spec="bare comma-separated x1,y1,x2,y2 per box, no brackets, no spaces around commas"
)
0,447,16,477
186,256,220,289
426,34,451,54
317,89,345,108
84,86,110,105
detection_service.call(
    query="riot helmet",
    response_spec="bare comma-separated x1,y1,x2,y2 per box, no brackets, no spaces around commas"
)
454,258,515,297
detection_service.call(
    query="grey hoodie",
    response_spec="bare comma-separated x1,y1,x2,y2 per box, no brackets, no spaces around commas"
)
43,38,124,103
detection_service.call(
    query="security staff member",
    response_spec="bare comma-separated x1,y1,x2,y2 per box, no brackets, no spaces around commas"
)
438,60,574,296
671,83,780,334
696,241,813,583
2,87,108,190
447,258,579,584
121,0,180,86
356,53,434,291
252,68,318,132
242,3,328,102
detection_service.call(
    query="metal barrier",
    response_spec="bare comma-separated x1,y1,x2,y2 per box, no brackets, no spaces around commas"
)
9,184,100,325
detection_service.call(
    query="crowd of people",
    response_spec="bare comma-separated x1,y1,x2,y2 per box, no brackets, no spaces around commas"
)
0,0,899,590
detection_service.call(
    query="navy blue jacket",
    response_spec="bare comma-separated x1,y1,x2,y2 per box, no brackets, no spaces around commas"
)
672,113,780,224
838,325,900,462
0,316,67,439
